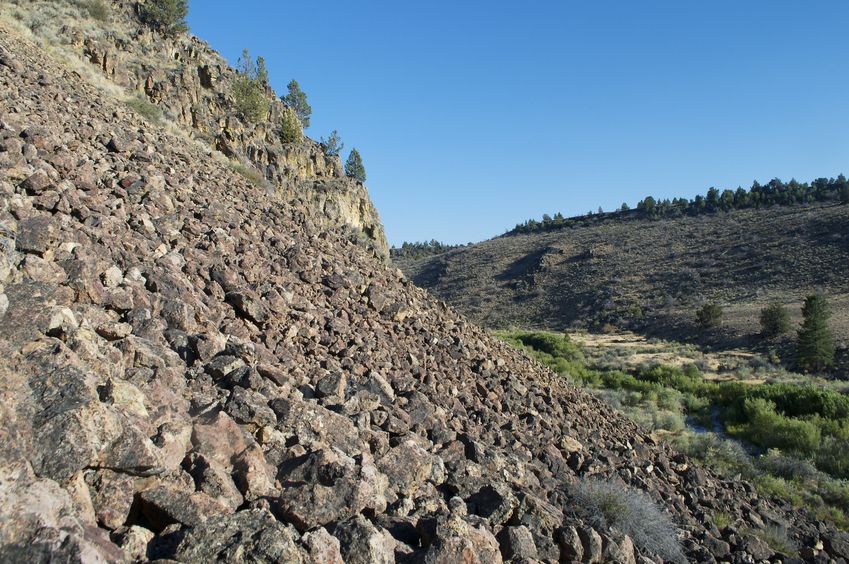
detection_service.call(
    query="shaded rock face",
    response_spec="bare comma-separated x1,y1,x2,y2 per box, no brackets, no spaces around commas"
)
12,0,387,257
0,14,845,564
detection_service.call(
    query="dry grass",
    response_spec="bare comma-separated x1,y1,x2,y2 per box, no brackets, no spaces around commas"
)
570,478,686,563
570,330,849,392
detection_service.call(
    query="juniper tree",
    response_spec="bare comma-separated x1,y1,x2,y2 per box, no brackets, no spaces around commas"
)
797,294,835,372
696,302,722,329
320,130,344,156
282,80,311,128
280,107,303,143
345,148,366,182
233,49,269,124
760,303,790,338
138,0,188,35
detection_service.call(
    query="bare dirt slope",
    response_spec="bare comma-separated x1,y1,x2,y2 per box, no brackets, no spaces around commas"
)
1,14,848,564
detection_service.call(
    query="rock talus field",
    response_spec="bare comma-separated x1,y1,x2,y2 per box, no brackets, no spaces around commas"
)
0,12,848,564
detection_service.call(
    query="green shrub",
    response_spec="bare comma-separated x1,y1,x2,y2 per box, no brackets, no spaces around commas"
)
655,387,683,411
138,0,188,35
345,148,367,182
229,162,264,187
232,49,270,124
635,364,703,394
716,382,849,421
124,97,161,123
696,302,723,328
683,393,711,418
797,294,835,372
733,398,821,455
280,107,303,143
514,332,581,360
758,452,819,481
80,0,109,21
815,438,849,479
652,411,686,432
674,432,755,478
760,303,791,338
753,525,798,557
712,511,732,530
569,479,685,563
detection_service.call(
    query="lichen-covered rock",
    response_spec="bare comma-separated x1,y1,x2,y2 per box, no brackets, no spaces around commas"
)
270,395,366,456
496,525,538,561
333,515,395,564
86,469,135,530
139,486,230,530
301,527,344,564
417,516,502,564
377,440,436,497
173,509,303,563
467,483,518,525
277,449,388,532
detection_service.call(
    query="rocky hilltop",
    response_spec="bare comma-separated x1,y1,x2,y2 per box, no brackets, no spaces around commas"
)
2,0,387,256
1,7,848,564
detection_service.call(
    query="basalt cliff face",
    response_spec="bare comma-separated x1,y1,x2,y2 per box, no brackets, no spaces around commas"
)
0,6,848,564
4,0,387,256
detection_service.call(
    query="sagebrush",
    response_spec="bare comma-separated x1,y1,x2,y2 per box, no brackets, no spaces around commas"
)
569,478,685,563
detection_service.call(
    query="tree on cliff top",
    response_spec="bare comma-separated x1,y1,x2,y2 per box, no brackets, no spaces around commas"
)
138,0,188,35
233,49,270,124
282,80,311,129
320,130,344,156
345,148,366,182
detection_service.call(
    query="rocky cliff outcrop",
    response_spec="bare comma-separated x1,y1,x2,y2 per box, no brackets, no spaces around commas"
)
5,0,387,256
1,11,848,564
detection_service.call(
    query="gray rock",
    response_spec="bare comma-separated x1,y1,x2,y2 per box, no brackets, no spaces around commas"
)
468,483,518,525
333,515,395,564
86,469,135,530
174,509,304,563
226,290,268,325
205,354,246,380
139,486,229,530
417,516,502,564
302,527,344,564
225,386,277,427
556,525,583,562
377,440,435,496
269,396,365,456
188,453,244,511
15,216,56,255
496,525,538,560
276,449,388,532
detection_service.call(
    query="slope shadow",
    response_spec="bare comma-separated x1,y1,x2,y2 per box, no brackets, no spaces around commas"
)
495,246,549,283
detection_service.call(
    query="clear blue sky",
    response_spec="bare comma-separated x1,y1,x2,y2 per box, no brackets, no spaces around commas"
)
188,1,849,246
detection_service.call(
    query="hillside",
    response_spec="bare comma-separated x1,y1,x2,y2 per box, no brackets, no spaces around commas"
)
1,0,388,256
398,202,849,360
2,3,849,563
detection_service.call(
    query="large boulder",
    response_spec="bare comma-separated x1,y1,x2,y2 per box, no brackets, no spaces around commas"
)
173,509,304,563
276,449,388,532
